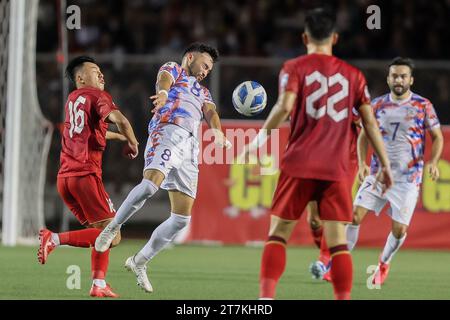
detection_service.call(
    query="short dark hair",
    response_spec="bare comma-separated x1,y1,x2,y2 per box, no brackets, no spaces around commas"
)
304,8,336,41
183,43,219,62
388,57,415,75
65,56,96,85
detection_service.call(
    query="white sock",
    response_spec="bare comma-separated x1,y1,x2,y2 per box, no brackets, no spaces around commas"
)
111,179,159,227
346,224,360,251
51,233,60,246
93,279,106,288
134,213,191,265
381,232,407,264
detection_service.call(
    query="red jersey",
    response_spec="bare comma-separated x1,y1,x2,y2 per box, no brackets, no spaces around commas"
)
279,53,370,181
58,87,118,178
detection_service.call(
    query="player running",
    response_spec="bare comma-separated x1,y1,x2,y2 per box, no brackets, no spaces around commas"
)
95,43,231,293
347,57,444,285
37,56,139,298
243,8,393,300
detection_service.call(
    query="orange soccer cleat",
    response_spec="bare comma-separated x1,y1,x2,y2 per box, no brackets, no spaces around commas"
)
38,229,56,264
372,260,390,286
89,283,120,298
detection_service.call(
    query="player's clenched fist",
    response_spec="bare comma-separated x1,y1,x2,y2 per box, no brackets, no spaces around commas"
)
123,142,139,159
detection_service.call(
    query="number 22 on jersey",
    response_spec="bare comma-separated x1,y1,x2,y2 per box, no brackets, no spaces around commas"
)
305,71,349,122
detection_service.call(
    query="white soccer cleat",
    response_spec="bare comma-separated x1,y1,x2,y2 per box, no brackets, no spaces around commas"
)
125,256,153,293
94,224,120,253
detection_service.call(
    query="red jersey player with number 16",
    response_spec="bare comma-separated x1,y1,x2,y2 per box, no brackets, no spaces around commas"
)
37,56,139,298
243,8,394,300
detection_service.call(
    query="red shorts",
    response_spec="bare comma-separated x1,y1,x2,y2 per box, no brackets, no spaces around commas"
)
271,171,353,222
57,174,115,226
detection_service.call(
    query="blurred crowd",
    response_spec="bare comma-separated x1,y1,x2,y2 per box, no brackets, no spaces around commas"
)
36,0,449,188
38,0,449,58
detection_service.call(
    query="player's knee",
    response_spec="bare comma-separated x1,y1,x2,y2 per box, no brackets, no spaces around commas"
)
352,208,365,225
392,225,407,238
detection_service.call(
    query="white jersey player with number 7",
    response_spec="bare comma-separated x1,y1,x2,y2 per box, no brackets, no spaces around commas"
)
348,57,444,286
95,43,231,293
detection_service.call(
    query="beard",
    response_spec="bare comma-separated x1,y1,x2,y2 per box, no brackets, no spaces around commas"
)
391,84,409,97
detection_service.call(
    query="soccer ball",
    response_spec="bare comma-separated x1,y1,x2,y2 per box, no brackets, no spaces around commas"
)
232,81,267,116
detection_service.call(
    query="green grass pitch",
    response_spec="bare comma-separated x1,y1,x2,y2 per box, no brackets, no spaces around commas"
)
1,240,449,300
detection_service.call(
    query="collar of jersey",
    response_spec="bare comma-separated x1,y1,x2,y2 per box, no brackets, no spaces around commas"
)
388,91,413,105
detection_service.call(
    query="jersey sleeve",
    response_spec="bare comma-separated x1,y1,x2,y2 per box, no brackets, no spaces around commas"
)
354,71,371,110
424,101,440,130
279,61,299,95
158,62,181,83
95,91,118,121
202,86,216,108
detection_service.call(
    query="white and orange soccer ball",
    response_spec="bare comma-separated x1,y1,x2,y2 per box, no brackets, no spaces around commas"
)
232,81,267,116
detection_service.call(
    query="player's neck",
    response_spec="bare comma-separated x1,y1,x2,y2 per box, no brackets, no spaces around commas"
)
390,90,412,103
306,44,333,56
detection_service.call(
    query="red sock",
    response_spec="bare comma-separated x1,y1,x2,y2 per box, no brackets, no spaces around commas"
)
58,228,101,248
259,236,287,299
91,248,110,279
329,245,352,300
311,226,323,249
319,235,331,266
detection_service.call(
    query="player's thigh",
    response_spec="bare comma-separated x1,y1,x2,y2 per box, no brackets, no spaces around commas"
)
90,218,122,247
68,175,116,225
323,220,348,248
268,215,297,241
143,124,188,183
318,179,353,223
386,183,419,227
352,205,369,225
168,190,195,216
306,201,321,229
271,172,315,221
56,176,88,226
353,175,387,216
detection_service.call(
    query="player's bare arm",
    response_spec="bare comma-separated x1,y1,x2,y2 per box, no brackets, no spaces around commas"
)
356,128,370,183
243,91,296,158
202,102,231,149
106,110,139,159
358,103,393,191
106,131,127,141
427,127,444,181
150,71,173,113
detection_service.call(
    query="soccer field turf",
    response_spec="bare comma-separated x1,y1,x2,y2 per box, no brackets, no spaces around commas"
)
1,240,449,300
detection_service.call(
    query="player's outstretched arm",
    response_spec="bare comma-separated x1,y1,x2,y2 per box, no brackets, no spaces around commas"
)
107,110,139,159
246,91,297,153
106,131,127,141
357,128,370,183
149,71,174,113
359,103,393,191
427,127,444,181
202,102,231,149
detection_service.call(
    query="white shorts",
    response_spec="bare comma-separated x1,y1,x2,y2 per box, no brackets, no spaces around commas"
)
144,124,199,199
353,175,419,226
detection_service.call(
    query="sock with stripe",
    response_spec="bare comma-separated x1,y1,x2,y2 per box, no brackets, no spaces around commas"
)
259,236,287,299
58,228,102,248
329,244,352,300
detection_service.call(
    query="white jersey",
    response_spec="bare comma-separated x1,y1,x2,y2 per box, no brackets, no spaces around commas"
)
148,62,215,139
369,92,440,185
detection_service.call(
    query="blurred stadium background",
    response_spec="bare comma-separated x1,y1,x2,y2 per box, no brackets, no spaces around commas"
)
0,0,449,299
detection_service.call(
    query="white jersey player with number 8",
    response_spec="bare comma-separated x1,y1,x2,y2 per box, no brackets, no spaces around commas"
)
95,43,231,293
348,57,444,286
